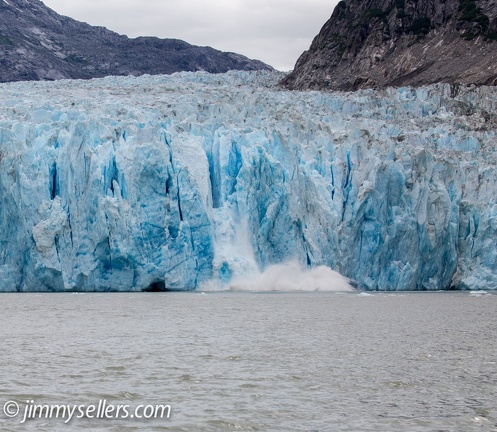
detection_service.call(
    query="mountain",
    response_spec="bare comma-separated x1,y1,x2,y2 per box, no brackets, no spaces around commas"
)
282,0,497,91
0,0,272,83
0,71,495,292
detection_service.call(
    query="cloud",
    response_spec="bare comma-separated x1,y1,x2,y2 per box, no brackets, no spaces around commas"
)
42,0,337,70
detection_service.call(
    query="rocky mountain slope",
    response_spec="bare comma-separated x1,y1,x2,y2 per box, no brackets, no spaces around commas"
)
0,0,271,83
282,0,497,90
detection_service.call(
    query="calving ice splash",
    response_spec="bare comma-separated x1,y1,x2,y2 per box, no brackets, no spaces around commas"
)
201,261,354,292
0,71,496,292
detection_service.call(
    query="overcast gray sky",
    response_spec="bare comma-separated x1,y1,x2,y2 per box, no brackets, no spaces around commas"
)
41,0,338,71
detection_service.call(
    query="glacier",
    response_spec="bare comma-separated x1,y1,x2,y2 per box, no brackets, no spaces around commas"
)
0,71,496,292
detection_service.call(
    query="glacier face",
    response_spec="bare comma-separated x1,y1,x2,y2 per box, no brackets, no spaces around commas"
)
0,71,496,291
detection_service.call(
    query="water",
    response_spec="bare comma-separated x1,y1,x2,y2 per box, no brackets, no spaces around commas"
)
0,292,496,431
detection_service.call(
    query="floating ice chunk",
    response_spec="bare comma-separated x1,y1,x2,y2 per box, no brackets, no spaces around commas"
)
469,290,490,297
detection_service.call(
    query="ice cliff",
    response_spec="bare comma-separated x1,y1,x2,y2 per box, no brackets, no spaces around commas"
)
0,71,496,291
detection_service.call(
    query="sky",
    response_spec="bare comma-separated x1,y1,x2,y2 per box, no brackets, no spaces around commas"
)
41,0,338,71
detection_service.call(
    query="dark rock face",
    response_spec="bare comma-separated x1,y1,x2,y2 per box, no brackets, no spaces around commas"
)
282,0,497,90
0,0,272,83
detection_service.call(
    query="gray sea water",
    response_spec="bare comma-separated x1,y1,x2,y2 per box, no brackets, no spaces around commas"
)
0,291,496,431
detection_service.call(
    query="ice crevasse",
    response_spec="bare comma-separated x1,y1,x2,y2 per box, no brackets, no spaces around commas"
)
0,71,496,292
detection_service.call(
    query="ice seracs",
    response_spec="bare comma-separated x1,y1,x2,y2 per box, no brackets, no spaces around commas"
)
0,71,496,291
